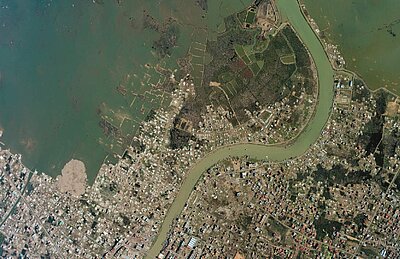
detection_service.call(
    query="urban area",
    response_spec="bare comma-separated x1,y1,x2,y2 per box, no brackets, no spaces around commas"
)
0,0,399,258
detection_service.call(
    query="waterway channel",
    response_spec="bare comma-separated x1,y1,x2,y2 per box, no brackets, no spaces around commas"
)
146,0,335,257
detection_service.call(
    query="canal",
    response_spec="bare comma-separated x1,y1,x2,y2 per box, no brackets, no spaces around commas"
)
146,0,335,257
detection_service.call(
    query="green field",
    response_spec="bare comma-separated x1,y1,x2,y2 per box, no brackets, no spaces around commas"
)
245,11,256,24
219,72,235,83
234,44,265,75
280,54,296,64
234,44,246,57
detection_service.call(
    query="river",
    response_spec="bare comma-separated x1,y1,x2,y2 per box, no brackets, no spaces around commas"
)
146,0,335,257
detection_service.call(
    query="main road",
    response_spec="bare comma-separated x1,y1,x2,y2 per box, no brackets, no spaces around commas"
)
146,0,335,257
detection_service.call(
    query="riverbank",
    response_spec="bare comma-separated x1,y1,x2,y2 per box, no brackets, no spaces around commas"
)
146,0,335,257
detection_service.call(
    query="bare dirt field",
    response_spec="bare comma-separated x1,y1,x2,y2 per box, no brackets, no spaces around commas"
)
56,159,87,197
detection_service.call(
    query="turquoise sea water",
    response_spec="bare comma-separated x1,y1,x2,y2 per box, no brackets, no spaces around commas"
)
0,0,251,183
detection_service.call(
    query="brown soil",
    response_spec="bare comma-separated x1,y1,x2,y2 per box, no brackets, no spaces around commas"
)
56,159,87,197
386,101,399,117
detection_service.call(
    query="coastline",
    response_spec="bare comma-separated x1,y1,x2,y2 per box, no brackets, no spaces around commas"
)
299,0,400,97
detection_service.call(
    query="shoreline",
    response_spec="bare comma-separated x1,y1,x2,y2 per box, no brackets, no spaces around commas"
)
298,0,400,97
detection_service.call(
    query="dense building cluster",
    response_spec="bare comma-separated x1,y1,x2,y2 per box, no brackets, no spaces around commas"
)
160,84,400,258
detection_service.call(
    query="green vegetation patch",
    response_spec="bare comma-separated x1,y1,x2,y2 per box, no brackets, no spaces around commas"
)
177,15,316,129
268,216,289,236
190,47,205,57
360,246,380,257
234,44,246,57
238,215,253,230
242,44,254,55
153,23,180,58
260,110,271,121
358,91,387,158
266,216,289,243
192,41,206,50
249,62,262,75
253,37,270,52
240,54,251,65
248,53,257,63
256,60,264,69
314,213,342,240
217,22,226,33
280,54,296,64
275,43,293,57
203,52,213,65
222,84,235,96
313,164,372,186
219,71,235,83
192,70,204,80
237,9,248,25
228,80,240,93
191,55,204,65
245,11,256,24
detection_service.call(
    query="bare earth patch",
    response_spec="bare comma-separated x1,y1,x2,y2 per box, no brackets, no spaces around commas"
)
209,81,221,87
56,159,87,197
386,101,399,117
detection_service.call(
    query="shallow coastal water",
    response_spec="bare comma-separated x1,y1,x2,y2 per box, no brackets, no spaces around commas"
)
0,1,160,183
303,0,400,94
0,0,251,183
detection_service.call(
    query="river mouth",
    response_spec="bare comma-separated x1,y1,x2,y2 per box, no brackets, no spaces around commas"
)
145,0,335,257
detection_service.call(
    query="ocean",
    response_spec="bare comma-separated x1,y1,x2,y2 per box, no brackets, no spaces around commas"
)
0,0,251,183
303,0,400,95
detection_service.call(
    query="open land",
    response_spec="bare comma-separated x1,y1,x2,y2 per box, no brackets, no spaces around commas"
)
56,159,87,198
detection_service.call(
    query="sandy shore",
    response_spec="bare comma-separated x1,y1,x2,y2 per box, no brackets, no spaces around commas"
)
56,159,87,197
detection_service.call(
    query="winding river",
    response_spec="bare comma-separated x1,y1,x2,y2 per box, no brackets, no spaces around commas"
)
146,0,335,257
